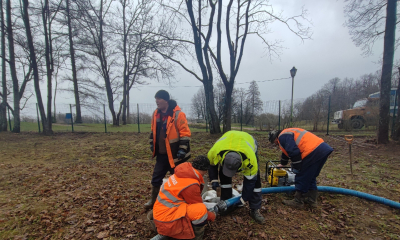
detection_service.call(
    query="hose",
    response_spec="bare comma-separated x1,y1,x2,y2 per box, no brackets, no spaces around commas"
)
151,186,400,239
223,186,400,209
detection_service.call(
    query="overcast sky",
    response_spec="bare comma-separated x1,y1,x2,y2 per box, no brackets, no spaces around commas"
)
30,0,399,117
128,0,398,104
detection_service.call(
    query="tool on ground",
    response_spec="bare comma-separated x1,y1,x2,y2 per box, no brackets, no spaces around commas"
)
344,135,354,177
265,160,296,187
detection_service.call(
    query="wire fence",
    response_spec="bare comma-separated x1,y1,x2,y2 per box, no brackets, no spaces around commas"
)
4,96,398,135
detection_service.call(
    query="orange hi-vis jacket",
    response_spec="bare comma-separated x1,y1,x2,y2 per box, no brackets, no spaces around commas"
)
153,163,209,239
278,128,324,160
150,104,191,168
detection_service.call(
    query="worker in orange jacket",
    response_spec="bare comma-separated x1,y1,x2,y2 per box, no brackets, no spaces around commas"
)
153,155,216,240
269,128,333,208
145,90,192,209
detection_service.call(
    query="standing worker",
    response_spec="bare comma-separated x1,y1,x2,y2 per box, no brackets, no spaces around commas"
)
207,130,265,224
145,90,191,209
153,156,216,240
268,128,333,208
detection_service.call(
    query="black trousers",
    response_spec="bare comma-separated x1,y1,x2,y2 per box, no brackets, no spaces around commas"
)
209,164,262,210
151,154,186,187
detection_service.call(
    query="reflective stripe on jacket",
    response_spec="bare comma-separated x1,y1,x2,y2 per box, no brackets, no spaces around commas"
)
153,164,206,239
207,130,258,178
278,128,324,160
150,105,191,168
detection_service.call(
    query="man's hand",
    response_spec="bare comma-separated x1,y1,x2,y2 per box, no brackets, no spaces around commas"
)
277,164,286,168
177,149,186,159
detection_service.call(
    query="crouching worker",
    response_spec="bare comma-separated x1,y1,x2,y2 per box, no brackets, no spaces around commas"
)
269,128,333,208
207,130,265,224
153,156,216,240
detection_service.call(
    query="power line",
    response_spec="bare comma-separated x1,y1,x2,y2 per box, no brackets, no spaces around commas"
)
133,77,291,89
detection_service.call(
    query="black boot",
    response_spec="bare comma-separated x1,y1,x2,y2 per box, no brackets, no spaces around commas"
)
192,225,205,240
304,190,318,208
282,191,304,209
144,186,160,209
250,209,265,224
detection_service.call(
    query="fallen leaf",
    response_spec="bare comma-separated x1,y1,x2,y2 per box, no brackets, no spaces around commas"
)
97,231,109,239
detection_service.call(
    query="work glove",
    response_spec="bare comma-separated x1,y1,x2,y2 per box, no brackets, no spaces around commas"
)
212,182,220,191
150,144,153,152
280,158,289,166
207,210,216,222
177,149,186,159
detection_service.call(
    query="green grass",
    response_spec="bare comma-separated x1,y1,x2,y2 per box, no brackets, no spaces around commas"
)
12,122,209,133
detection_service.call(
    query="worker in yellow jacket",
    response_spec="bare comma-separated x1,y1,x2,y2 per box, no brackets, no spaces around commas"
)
207,130,265,224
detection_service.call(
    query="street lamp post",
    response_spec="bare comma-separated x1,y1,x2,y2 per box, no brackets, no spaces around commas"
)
290,67,297,127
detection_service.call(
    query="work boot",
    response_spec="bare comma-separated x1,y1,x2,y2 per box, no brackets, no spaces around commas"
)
249,209,265,224
304,190,318,208
192,225,205,240
282,191,304,209
144,186,160,209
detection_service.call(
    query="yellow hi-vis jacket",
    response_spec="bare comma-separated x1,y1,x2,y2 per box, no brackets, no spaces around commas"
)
207,130,258,179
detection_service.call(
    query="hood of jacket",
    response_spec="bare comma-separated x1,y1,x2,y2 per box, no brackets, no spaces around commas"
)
174,162,204,184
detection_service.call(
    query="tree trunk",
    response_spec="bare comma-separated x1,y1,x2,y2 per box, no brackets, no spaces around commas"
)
204,81,220,134
66,0,82,123
98,0,117,126
377,0,396,144
42,0,53,132
393,68,400,140
127,89,130,124
22,0,50,135
6,0,21,133
121,1,127,125
0,0,7,132
223,81,234,132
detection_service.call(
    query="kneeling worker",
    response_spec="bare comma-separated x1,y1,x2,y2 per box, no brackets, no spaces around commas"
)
269,128,333,208
207,130,265,224
153,156,216,240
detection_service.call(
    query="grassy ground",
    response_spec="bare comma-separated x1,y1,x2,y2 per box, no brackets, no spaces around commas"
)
0,132,399,240
12,122,209,133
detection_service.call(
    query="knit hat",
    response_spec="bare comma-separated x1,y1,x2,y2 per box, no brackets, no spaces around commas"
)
268,130,282,143
192,155,210,171
154,90,170,101
222,152,242,177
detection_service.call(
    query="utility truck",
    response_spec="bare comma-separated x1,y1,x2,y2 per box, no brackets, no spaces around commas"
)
332,88,398,129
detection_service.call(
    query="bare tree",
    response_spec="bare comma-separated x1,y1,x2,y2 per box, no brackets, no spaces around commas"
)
156,0,311,133
65,0,82,123
245,80,263,125
191,87,206,120
114,0,174,125
377,0,397,143
344,0,398,143
0,0,7,131
22,0,52,134
6,0,33,132
74,0,120,125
